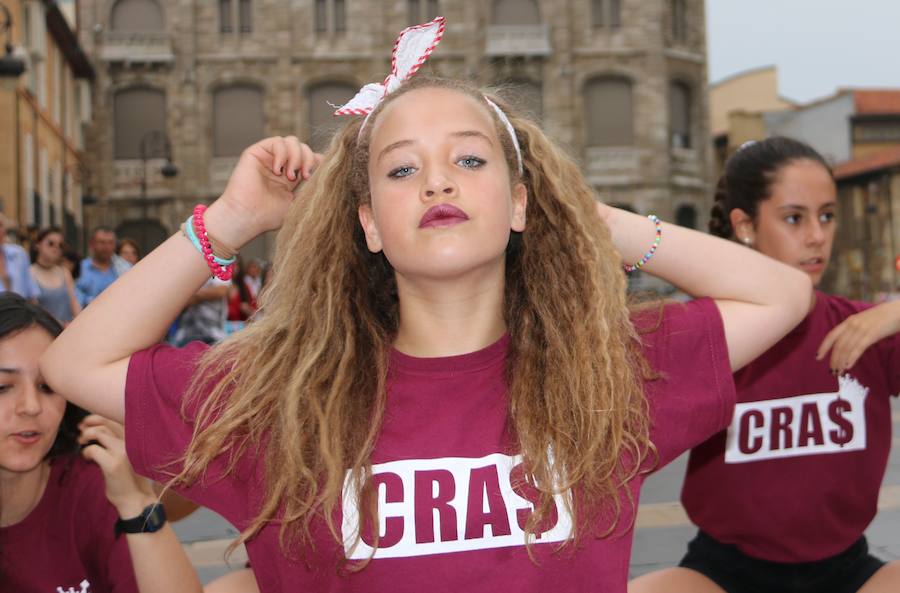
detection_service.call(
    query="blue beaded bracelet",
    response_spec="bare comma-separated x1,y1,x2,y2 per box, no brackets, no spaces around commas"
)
183,214,236,267
623,215,662,273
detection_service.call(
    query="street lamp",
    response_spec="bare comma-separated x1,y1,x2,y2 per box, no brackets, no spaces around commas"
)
0,3,25,80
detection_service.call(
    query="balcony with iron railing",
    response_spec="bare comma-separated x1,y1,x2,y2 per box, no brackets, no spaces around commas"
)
485,24,551,57
100,31,174,63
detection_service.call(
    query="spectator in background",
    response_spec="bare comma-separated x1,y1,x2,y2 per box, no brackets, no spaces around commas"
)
117,238,141,266
76,227,132,307
226,257,256,334
0,214,39,300
173,277,230,347
243,258,263,304
29,227,81,324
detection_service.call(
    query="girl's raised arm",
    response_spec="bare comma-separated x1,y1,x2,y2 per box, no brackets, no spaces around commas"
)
40,137,321,422
599,204,812,371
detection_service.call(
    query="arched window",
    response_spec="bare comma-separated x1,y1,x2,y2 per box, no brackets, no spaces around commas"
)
114,88,166,159
584,77,633,146
213,85,264,156
307,83,357,152
669,80,692,149
491,0,540,25
110,0,164,31
675,204,697,229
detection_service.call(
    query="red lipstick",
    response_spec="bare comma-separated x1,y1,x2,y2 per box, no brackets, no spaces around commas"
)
418,204,470,229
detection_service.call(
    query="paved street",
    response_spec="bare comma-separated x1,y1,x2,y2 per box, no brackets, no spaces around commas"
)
176,397,900,584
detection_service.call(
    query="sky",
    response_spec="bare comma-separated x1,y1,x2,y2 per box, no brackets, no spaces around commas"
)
706,0,900,103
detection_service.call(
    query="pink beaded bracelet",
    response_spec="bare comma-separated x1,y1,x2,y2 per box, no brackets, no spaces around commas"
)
623,215,662,273
190,204,235,281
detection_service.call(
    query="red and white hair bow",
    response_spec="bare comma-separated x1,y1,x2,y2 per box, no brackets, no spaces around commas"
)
333,16,523,174
333,17,446,117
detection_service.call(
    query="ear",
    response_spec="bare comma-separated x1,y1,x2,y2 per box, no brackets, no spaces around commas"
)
510,182,528,232
358,203,383,253
729,207,755,244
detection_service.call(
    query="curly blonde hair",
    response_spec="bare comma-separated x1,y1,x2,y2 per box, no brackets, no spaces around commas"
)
172,76,655,563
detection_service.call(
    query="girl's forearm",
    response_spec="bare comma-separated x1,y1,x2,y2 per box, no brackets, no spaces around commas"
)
602,205,810,308
41,232,212,419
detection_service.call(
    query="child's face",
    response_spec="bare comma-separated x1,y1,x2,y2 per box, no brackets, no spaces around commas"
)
360,87,527,282
0,327,65,478
736,159,837,287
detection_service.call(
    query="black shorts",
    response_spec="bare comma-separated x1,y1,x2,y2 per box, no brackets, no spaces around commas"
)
678,531,885,593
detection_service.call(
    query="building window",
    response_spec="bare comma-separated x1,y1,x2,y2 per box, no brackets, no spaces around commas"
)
491,0,541,25
219,0,232,32
114,88,166,159
592,0,621,29
853,119,900,143
669,80,692,149
409,0,440,25
239,0,253,32
220,0,252,34
213,85,265,156
675,204,697,229
671,0,687,42
307,83,357,152
110,0,164,31
584,77,633,146
316,0,346,34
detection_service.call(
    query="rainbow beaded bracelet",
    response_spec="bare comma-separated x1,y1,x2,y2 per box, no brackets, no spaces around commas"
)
623,215,662,273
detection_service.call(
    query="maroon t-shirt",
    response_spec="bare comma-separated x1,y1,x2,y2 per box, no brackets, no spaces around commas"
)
682,292,900,563
0,456,138,593
125,298,734,592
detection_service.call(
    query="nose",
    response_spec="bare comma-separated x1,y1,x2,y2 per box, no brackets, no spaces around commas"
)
421,165,457,201
15,384,43,417
805,219,826,246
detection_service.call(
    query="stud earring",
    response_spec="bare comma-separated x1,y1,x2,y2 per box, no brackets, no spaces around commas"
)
741,236,753,246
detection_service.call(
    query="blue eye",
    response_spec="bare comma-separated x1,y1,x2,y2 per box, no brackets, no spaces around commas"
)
457,156,485,169
388,165,416,179
785,214,800,225
819,212,835,224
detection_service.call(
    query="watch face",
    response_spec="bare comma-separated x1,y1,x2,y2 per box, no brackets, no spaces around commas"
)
144,504,167,532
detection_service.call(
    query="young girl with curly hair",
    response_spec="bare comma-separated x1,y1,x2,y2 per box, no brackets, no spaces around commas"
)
41,19,811,593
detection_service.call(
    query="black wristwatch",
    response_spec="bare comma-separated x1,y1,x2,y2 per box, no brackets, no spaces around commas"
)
114,503,167,538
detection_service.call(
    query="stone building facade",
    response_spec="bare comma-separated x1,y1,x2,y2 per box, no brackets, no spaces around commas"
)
77,0,711,260
1,0,93,247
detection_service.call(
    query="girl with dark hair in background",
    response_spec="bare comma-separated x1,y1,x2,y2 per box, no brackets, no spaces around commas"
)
30,227,82,323
631,137,900,593
117,238,142,266
0,293,203,593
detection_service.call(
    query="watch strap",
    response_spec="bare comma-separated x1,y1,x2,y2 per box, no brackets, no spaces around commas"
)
114,503,167,538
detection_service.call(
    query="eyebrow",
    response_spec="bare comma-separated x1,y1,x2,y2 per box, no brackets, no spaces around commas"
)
376,130,494,163
0,368,19,375
776,201,837,212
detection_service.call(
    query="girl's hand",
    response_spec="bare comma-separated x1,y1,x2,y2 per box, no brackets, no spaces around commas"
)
816,300,900,372
78,414,156,518
206,136,323,251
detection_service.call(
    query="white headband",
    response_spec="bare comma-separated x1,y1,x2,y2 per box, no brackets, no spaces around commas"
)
333,17,524,175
